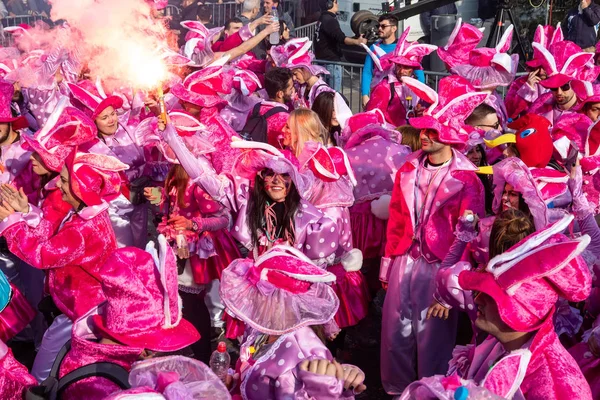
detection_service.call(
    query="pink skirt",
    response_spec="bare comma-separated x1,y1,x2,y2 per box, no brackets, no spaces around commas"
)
350,202,388,259
223,311,246,339
0,284,36,342
191,229,241,285
327,263,370,328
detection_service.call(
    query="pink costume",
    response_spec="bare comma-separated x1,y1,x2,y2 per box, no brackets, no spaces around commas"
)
530,39,600,126
442,21,518,128
299,141,370,328
505,24,561,119
380,76,487,394
59,236,200,400
171,62,242,174
152,113,239,287
450,215,593,399
161,127,340,262
220,245,363,399
221,69,262,132
105,356,231,399
365,27,436,127
0,268,36,398
342,111,411,259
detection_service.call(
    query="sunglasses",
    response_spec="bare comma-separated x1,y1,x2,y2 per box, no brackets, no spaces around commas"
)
550,82,571,92
259,169,291,181
476,121,501,130
379,24,394,29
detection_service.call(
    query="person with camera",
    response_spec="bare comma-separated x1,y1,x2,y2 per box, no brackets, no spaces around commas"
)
314,0,367,92
564,0,600,52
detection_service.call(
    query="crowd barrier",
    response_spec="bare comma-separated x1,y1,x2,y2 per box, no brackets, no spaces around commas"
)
293,21,317,40
313,59,527,114
0,15,49,47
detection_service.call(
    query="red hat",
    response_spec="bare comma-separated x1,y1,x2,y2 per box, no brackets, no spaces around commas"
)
404,75,488,148
93,236,200,352
22,98,97,172
65,150,129,207
0,79,18,123
232,69,262,96
170,62,233,109
507,114,553,168
67,82,124,120
459,215,591,332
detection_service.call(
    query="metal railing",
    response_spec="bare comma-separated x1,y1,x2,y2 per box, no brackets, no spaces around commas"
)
0,15,49,47
207,2,242,27
165,5,181,17
312,59,528,114
293,22,317,40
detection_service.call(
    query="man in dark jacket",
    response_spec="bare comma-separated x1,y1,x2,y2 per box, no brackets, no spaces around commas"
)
314,0,366,91
564,0,600,51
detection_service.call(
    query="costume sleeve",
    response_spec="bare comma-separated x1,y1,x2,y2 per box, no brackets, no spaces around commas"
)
300,215,340,262
364,82,390,116
191,185,230,232
582,4,600,26
361,46,374,96
3,219,86,270
40,190,73,234
0,347,37,398
161,124,237,210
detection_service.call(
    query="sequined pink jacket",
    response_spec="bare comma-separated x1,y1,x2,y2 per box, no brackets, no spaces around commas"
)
2,207,117,321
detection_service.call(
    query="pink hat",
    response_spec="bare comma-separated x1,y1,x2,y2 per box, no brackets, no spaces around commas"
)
181,21,223,68
403,75,488,148
459,214,591,332
68,82,124,120
146,0,167,10
526,24,563,68
220,245,339,335
572,81,600,111
0,79,18,123
233,69,262,96
536,41,597,88
341,110,398,148
170,63,233,109
230,139,312,198
22,98,97,172
491,157,549,230
380,26,437,70
297,141,357,185
65,149,129,207
551,112,592,152
270,37,330,76
437,18,483,70
105,356,230,399
135,112,216,164
93,236,200,352
451,25,518,89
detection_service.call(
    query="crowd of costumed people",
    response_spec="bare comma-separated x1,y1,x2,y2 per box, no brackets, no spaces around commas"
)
0,0,600,398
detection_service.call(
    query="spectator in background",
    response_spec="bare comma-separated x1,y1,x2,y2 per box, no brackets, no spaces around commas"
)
223,17,243,37
361,14,398,108
314,0,366,92
251,67,293,148
178,3,214,48
6,0,50,16
238,0,260,25
263,0,294,34
564,0,600,51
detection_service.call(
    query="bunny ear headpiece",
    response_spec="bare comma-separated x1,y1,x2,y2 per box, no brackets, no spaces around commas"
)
380,26,437,70
404,76,489,148
535,41,595,88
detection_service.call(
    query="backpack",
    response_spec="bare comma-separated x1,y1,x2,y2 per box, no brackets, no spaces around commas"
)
25,340,131,400
240,103,287,143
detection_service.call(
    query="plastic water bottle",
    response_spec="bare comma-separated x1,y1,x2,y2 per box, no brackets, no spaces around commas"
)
210,341,231,382
269,6,280,45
